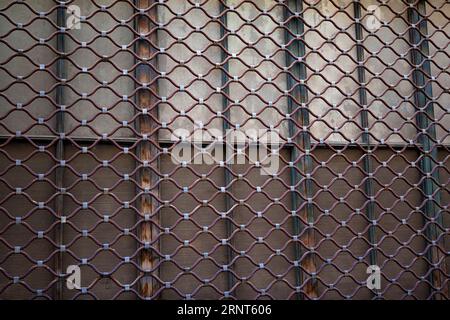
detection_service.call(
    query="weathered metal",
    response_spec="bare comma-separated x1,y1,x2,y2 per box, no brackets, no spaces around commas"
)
0,0,448,299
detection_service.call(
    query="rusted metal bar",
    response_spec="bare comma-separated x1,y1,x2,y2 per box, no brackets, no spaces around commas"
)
294,0,318,299
135,0,159,299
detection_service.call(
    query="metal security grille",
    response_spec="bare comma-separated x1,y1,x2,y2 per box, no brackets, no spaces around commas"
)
0,0,448,300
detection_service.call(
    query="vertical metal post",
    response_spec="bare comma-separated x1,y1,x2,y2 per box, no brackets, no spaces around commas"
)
284,0,303,300
353,1,378,278
136,0,159,299
289,0,318,299
219,1,235,296
407,0,447,299
55,1,66,300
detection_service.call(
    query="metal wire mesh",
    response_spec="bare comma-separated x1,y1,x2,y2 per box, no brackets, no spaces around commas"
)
0,0,448,299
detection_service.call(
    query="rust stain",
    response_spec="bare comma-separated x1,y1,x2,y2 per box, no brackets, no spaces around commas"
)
137,0,159,298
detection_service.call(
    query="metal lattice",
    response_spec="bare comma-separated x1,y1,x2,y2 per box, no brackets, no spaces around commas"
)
0,0,449,300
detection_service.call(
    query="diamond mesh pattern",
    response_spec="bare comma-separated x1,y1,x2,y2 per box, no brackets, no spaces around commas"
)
0,0,448,300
